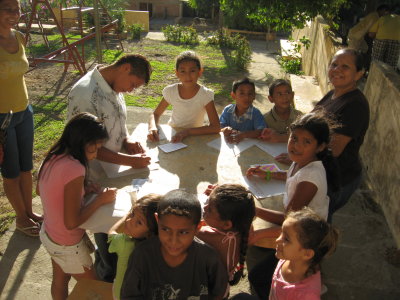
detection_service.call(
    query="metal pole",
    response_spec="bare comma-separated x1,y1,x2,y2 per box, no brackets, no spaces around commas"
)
93,0,102,63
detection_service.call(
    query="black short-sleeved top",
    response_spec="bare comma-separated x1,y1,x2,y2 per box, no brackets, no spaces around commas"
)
314,89,370,185
120,236,228,300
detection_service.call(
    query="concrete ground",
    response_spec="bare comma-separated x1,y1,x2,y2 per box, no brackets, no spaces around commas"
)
0,36,399,300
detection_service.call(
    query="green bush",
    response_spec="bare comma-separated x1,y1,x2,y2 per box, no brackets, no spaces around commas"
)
205,30,251,69
278,36,310,75
162,25,199,45
279,56,303,75
127,24,143,40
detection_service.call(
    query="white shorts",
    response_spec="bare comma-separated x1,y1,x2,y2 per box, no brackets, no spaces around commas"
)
40,226,94,274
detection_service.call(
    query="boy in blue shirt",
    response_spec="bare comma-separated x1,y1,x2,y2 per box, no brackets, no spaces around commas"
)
220,78,266,143
120,190,227,300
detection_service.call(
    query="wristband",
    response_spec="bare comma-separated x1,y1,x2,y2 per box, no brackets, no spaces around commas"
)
265,170,271,181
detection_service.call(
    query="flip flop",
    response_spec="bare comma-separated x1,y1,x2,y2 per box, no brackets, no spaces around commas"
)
16,222,40,237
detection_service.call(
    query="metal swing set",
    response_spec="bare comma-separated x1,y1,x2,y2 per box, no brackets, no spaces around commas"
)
20,0,124,75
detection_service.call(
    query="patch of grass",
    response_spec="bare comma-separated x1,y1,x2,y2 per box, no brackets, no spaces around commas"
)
149,60,175,82
125,94,165,108
32,101,67,155
26,33,97,58
0,210,15,236
103,49,124,64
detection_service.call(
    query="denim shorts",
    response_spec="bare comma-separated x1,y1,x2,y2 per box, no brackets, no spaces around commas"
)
0,105,34,178
40,226,94,274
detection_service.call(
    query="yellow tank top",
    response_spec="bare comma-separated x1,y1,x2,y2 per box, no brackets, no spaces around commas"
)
0,30,29,113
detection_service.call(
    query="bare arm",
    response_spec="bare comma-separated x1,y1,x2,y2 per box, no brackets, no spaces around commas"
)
246,167,287,181
108,214,129,235
286,181,318,212
226,129,263,143
330,133,352,157
148,99,169,141
255,207,285,225
172,101,221,142
260,128,289,143
248,226,281,245
96,147,150,168
64,176,116,230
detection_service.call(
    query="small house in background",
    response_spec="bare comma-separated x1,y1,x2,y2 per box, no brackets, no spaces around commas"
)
127,0,214,19
127,0,184,18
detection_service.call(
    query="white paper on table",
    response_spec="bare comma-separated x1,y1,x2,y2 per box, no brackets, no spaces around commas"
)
207,133,257,156
242,176,285,199
130,123,176,142
80,189,132,233
132,178,179,199
158,142,187,153
255,140,287,157
99,161,149,178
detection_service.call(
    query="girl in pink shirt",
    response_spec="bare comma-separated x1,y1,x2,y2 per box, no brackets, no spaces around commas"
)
37,113,116,299
269,207,338,300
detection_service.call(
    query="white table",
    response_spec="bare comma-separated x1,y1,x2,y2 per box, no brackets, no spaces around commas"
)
82,123,288,247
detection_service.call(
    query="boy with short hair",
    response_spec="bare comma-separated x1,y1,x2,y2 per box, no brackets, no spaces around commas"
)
220,78,266,143
261,79,302,143
120,190,228,300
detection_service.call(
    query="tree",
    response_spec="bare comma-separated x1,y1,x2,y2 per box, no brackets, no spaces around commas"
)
189,0,351,32
187,0,220,19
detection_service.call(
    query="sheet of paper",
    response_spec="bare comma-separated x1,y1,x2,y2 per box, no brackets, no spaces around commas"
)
132,178,179,199
207,133,257,156
80,189,132,233
131,123,176,141
158,142,187,153
255,141,287,157
242,175,285,199
99,161,149,178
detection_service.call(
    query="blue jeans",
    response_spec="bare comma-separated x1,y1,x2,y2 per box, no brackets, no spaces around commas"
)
328,174,362,222
94,232,117,282
0,105,34,178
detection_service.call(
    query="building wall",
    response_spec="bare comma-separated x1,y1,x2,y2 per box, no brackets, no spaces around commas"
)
292,16,340,94
360,61,400,247
124,10,149,31
128,0,181,18
292,17,400,247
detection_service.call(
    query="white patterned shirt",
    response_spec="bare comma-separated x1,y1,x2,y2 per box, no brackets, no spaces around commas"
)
67,66,128,153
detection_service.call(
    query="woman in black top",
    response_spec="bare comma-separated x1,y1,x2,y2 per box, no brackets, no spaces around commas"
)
314,48,369,221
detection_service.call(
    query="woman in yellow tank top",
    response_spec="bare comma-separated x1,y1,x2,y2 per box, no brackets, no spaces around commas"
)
0,0,42,236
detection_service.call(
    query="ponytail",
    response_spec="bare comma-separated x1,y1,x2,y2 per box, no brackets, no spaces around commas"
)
317,147,340,192
230,225,250,285
307,220,339,275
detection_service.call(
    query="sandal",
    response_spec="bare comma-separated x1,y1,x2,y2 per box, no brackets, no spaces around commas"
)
16,222,40,237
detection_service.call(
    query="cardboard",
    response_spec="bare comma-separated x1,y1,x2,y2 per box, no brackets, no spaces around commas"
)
67,279,113,300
